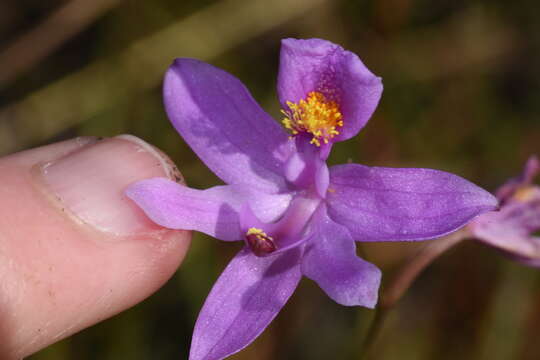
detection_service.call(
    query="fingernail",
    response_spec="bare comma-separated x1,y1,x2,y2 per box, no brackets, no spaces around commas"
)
41,135,183,235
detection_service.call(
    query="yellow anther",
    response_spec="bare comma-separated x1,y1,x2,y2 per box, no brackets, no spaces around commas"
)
513,186,538,203
246,227,277,256
281,91,343,146
246,227,271,238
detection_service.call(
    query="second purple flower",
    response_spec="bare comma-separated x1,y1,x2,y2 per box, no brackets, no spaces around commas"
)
126,38,497,360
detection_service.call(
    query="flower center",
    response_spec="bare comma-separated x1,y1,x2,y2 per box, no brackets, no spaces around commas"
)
281,91,343,146
245,227,277,256
513,186,538,202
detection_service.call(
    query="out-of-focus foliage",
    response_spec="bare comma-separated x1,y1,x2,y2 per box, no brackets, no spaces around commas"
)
0,0,538,359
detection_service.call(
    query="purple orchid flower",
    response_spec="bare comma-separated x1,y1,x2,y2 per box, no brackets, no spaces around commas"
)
126,38,497,360
469,155,540,266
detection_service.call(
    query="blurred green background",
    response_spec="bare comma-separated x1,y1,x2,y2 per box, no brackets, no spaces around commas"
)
1,0,539,359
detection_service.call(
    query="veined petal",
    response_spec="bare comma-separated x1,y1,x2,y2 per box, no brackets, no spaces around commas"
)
126,178,292,241
164,59,295,193
470,196,540,265
327,164,498,242
277,38,382,141
189,248,302,360
301,207,381,307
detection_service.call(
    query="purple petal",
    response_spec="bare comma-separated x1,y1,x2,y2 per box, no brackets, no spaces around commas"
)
301,207,381,307
277,38,383,141
189,248,302,360
496,155,540,203
164,59,295,193
470,194,540,265
315,161,330,198
126,178,291,241
326,164,498,242
523,155,540,184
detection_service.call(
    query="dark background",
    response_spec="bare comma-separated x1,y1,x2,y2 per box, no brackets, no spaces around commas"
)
0,0,539,359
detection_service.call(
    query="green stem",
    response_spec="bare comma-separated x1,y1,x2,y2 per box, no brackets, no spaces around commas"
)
359,228,469,359
359,306,389,359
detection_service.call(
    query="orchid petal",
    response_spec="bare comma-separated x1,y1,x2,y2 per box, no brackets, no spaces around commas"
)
302,207,381,307
164,59,295,193
315,161,330,199
522,155,540,184
277,38,382,141
470,196,540,265
326,164,498,241
496,155,540,203
189,248,302,360
126,178,291,240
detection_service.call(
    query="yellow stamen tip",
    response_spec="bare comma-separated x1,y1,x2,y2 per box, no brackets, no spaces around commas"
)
514,186,538,202
246,227,276,256
280,91,343,146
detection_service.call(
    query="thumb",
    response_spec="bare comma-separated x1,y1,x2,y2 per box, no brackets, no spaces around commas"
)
0,135,190,359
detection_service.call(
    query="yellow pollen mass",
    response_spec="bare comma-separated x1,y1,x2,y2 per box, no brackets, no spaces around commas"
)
513,186,538,203
246,227,272,240
281,91,343,146
246,227,277,256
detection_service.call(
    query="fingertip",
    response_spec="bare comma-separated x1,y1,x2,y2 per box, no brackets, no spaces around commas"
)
0,136,191,358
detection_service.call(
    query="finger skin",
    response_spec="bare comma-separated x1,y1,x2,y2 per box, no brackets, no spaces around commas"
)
0,137,190,358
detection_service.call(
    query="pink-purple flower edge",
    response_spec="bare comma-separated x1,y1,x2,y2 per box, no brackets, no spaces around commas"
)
470,155,540,265
126,38,498,360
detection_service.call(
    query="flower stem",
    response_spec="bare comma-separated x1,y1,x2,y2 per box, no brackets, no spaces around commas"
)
380,228,468,308
359,306,389,359
359,228,469,359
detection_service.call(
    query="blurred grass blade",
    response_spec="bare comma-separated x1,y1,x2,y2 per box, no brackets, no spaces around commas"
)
0,0,124,89
0,0,328,155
